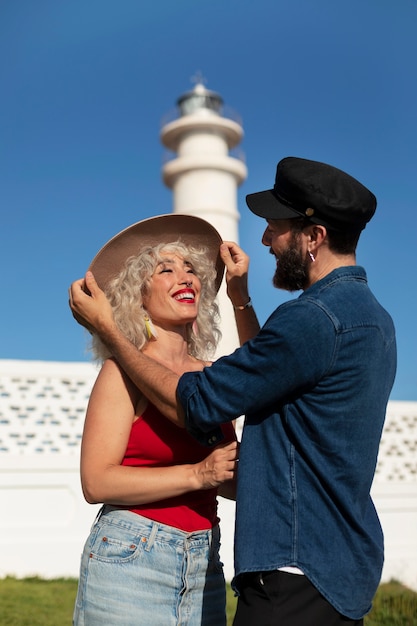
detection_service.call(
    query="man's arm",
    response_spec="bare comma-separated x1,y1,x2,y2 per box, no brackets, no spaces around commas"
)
220,242,261,345
69,272,185,426
69,242,258,426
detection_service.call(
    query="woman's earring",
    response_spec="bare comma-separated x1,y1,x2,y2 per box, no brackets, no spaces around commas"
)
309,251,316,262
144,315,158,340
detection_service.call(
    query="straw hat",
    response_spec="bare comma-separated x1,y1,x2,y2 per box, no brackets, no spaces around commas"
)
89,213,225,293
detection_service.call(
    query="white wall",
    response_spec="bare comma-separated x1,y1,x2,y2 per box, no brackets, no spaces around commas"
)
0,360,416,590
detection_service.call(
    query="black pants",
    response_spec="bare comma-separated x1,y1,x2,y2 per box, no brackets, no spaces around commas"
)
233,571,364,626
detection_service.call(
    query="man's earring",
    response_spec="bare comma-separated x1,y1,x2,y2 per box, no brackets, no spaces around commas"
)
309,251,316,262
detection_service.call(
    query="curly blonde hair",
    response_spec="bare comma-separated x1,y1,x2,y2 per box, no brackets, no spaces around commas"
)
90,241,222,362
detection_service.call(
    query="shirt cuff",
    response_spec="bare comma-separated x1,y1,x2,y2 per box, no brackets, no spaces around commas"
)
184,420,225,447
178,370,224,447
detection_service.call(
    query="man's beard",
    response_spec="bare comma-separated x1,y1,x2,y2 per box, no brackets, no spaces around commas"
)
272,232,309,292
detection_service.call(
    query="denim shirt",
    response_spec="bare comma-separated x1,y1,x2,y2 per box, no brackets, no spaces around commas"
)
178,266,397,619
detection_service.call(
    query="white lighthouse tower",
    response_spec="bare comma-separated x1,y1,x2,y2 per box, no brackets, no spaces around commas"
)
160,78,247,357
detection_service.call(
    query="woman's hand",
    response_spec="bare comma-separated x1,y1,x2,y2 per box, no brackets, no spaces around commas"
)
193,440,239,490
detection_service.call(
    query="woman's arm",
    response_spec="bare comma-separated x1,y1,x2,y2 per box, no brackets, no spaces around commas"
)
80,358,238,505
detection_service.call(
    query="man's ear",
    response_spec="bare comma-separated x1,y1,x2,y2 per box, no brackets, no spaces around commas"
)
308,224,327,245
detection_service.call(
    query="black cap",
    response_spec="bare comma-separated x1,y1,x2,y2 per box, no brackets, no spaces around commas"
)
246,157,377,232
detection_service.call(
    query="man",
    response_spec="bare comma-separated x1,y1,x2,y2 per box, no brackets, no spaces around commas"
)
70,157,397,625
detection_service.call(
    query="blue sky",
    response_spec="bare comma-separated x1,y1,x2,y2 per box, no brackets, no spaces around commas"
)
0,0,416,400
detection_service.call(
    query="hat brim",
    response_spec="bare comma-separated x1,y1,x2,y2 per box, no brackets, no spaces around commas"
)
89,214,224,293
246,189,303,220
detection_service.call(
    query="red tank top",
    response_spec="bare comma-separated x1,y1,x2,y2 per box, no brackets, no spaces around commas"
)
121,403,236,532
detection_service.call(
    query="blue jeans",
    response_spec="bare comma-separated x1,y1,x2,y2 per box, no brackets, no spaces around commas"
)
73,506,226,626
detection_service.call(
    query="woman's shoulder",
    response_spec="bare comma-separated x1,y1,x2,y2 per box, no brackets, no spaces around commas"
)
98,357,143,403
98,357,130,380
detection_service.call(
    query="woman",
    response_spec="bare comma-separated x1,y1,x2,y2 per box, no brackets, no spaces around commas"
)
72,214,238,626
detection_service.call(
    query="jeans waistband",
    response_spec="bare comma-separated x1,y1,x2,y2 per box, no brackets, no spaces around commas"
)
97,504,220,551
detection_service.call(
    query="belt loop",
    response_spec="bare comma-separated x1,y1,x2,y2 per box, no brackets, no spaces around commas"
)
92,504,106,526
144,521,158,552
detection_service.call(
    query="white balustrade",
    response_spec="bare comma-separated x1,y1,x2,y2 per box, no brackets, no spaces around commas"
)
0,360,416,590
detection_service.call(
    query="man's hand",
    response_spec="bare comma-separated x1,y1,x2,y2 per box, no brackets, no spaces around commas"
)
69,271,184,425
220,241,251,306
68,271,115,336
220,241,260,345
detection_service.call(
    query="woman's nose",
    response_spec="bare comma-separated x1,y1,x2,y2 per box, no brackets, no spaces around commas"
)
181,273,193,287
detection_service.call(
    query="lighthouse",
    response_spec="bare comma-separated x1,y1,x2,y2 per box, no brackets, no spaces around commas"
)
160,79,247,357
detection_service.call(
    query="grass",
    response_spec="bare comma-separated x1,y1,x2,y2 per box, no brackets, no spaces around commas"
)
365,581,417,626
0,577,415,625
0,577,78,626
